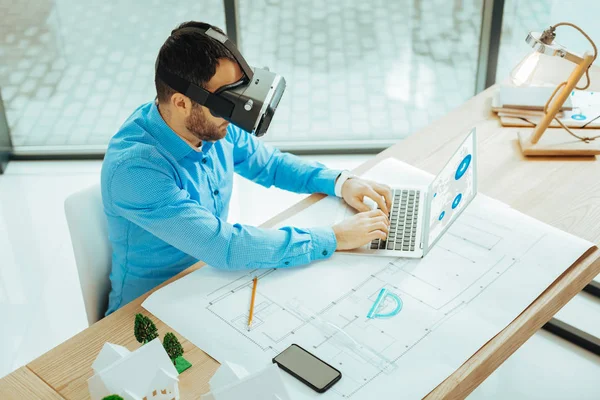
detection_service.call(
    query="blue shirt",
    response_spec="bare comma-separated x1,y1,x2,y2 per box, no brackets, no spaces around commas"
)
101,102,340,314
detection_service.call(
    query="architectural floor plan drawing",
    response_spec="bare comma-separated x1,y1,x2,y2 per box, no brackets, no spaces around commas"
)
143,158,593,399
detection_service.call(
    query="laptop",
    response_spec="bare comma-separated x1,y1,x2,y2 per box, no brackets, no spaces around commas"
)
342,128,477,258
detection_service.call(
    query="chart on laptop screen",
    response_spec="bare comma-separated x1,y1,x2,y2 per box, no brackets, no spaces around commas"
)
428,132,476,246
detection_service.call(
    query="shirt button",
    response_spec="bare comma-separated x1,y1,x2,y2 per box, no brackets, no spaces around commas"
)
213,189,219,195
202,158,207,164
322,250,328,256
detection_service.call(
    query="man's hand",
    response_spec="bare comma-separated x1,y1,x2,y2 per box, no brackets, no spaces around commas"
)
341,177,392,215
332,209,390,250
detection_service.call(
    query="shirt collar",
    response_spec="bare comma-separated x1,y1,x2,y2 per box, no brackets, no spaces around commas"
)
148,101,214,160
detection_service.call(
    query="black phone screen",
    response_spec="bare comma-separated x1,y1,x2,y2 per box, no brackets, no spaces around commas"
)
273,344,342,393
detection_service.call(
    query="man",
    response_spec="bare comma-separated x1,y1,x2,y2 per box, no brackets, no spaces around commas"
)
101,21,391,315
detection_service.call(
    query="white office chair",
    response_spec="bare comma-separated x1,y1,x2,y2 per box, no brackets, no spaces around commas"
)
64,183,112,326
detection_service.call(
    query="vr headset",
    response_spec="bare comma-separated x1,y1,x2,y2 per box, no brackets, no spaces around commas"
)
155,23,286,137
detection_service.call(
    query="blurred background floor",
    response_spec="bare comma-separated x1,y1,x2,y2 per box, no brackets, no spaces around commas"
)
0,0,572,148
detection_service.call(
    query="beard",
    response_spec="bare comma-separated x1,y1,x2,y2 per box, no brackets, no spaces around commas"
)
185,104,228,142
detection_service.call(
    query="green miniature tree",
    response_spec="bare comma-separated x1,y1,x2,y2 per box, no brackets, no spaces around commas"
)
163,332,183,362
102,395,124,400
134,313,158,344
163,332,192,373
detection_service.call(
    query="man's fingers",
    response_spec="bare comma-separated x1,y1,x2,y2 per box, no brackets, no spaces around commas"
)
365,188,388,215
349,198,371,213
373,215,389,225
373,184,393,211
369,221,389,234
368,230,387,241
364,208,388,218
364,208,389,224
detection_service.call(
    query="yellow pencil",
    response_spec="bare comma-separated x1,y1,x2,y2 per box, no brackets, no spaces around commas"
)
247,276,258,331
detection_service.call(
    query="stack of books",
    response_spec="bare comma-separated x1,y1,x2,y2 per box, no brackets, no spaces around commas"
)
492,85,600,129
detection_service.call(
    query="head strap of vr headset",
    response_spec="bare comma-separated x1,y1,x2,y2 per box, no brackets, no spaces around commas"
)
155,23,253,118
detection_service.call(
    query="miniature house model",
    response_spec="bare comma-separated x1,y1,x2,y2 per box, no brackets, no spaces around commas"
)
201,361,290,400
88,338,180,400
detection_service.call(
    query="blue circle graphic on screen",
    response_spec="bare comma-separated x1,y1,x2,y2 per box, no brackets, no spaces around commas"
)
439,211,445,221
452,193,462,209
572,114,587,121
455,154,472,180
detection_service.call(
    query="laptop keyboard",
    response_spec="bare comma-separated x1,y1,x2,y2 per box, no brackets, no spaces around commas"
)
370,189,420,252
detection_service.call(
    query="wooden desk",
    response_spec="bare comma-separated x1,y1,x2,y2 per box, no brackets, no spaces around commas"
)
0,367,64,399
21,86,600,399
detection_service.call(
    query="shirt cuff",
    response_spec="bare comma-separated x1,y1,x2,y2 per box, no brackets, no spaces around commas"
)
309,227,337,261
312,169,343,197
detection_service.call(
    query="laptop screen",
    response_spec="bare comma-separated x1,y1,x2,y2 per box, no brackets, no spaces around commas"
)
427,129,477,248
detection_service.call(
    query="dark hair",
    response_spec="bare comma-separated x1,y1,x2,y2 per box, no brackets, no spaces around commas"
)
154,21,235,103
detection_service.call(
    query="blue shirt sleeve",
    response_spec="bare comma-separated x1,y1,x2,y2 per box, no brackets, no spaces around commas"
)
107,157,338,270
228,126,342,196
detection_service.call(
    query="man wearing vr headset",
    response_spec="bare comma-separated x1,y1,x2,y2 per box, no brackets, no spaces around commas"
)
101,21,392,314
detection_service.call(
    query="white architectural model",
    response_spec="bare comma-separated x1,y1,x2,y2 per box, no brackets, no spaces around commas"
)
201,361,290,400
88,339,179,400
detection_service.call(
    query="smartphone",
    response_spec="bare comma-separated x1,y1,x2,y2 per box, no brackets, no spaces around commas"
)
272,344,342,393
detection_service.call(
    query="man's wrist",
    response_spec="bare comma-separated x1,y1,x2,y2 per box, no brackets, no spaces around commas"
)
309,227,337,260
334,170,356,197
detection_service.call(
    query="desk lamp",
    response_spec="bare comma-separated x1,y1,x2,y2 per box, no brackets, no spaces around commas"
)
514,23,599,156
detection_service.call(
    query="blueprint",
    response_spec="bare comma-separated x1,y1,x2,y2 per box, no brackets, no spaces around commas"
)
143,158,593,399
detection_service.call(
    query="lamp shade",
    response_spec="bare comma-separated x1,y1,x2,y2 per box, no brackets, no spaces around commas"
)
510,51,544,86
509,50,594,87
509,26,598,88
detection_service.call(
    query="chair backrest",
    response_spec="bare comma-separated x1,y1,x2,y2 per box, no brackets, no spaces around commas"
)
64,183,112,326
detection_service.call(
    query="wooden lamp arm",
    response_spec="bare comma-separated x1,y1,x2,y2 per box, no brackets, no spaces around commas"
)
530,52,595,144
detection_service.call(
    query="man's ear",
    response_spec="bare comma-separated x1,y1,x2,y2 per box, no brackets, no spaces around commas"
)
171,93,193,117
